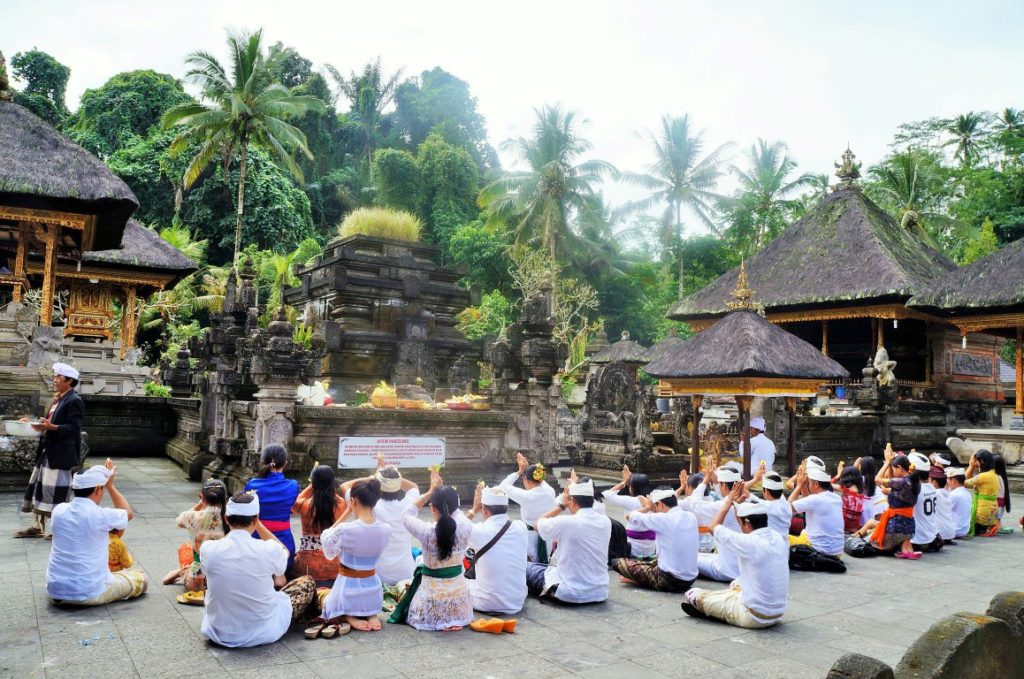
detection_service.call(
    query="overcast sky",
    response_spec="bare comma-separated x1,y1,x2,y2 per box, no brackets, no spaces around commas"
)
5,1,1023,227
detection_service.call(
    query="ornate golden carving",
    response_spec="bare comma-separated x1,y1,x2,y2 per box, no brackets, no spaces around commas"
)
685,303,941,332
64,281,113,340
38,225,57,326
725,260,764,314
834,146,862,190
657,377,824,397
953,313,1024,334
0,206,88,230
24,261,172,290
120,285,138,359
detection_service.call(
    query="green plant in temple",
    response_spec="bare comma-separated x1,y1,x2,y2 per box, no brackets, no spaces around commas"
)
143,381,172,397
337,207,422,242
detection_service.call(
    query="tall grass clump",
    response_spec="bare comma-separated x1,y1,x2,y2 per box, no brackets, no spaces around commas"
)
336,207,422,242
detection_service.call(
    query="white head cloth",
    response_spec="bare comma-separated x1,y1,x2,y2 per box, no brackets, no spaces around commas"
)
226,491,260,517
805,455,826,470
807,467,832,484
53,362,80,381
750,416,766,431
650,488,675,504
762,474,784,491
481,487,509,506
908,452,931,473
734,501,769,518
945,466,966,478
568,481,595,497
716,467,742,484
71,465,111,490
375,468,403,493
931,453,952,467
723,460,743,473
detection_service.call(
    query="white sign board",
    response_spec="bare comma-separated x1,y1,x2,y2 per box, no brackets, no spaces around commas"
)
337,436,446,469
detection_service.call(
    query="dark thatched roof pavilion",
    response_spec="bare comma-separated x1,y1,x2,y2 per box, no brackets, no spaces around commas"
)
640,328,687,365
82,220,197,286
590,330,647,365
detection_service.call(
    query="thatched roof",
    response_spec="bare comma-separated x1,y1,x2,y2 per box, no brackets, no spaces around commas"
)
644,310,849,380
641,329,688,364
908,236,1024,315
590,331,647,364
0,102,137,249
668,188,957,321
83,220,197,282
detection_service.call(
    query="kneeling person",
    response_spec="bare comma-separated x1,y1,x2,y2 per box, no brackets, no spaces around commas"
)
201,492,315,647
46,461,149,606
614,487,698,592
465,485,528,614
682,486,789,629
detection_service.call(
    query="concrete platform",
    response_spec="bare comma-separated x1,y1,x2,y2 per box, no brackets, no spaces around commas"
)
2,456,1023,679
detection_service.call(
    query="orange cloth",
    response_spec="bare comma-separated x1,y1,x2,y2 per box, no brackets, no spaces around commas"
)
698,526,712,534
869,506,914,548
108,534,133,572
338,564,376,578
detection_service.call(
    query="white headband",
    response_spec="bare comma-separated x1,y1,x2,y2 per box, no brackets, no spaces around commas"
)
716,467,742,483
908,453,931,472
481,488,509,506
734,501,768,518
945,467,966,478
762,476,784,491
650,489,675,504
807,467,832,483
71,465,111,490
375,468,402,493
226,491,260,517
931,453,952,467
805,456,825,470
568,481,595,497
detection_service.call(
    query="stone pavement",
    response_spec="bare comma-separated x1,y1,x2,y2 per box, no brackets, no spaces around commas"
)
2,456,1023,679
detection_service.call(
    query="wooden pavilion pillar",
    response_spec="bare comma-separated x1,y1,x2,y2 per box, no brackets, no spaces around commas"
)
1017,327,1023,416
821,320,829,357
11,223,28,303
784,397,798,476
37,225,58,326
876,318,884,351
735,395,753,480
690,395,703,474
120,285,138,360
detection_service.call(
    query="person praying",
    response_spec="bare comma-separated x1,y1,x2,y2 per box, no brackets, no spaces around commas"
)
693,466,743,582
739,416,776,472
788,465,845,566
759,471,793,538
676,471,717,553
368,464,421,585
200,492,315,647
46,460,149,606
527,478,611,605
908,452,942,552
602,465,656,558
945,467,973,539
464,485,528,615
613,486,698,592
964,450,1000,537
500,452,558,562
245,444,300,568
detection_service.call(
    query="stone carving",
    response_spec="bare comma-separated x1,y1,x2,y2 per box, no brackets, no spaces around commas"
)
27,325,64,367
578,361,651,469
952,352,993,378
447,355,473,395
873,346,897,387
488,287,561,387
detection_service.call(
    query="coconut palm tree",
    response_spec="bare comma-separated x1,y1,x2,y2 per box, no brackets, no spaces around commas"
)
479,104,615,264
158,221,207,264
942,112,987,167
325,59,403,170
162,29,326,265
865,149,954,248
260,238,322,311
728,139,814,254
618,114,728,293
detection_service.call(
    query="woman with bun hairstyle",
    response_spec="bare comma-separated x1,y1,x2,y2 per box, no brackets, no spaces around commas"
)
245,444,300,568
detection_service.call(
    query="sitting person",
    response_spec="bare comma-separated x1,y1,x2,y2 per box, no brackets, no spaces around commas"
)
245,443,300,568
602,465,656,559
163,478,228,597
788,465,845,570
614,486,698,592
994,453,1011,526
108,528,133,572
760,471,793,538
677,471,717,552
390,471,473,631
847,451,919,558
46,461,149,606
855,456,886,521
908,452,942,552
369,465,420,586
315,478,391,636
527,478,611,605
200,491,315,647
500,452,557,562
464,485,528,615
682,484,789,629
837,466,868,534
292,465,347,585
693,466,743,582
929,463,956,545
946,467,973,539
964,450,1000,537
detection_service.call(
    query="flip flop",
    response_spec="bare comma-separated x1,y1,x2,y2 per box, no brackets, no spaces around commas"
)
176,590,205,606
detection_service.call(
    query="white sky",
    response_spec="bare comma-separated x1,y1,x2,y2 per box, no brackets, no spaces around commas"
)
5,1,1023,229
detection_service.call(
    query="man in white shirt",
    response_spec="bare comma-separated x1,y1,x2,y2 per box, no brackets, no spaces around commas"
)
676,471,718,553
465,486,528,615
759,472,793,538
694,467,743,582
739,416,776,472
928,465,956,544
500,452,558,562
788,466,845,563
946,467,973,539
682,485,789,629
909,452,943,553
613,487,698,592
201,492,315,647
527,479,611,604
47,461,149,606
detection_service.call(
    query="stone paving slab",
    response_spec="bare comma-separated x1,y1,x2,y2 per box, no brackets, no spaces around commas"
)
2,456,1023,679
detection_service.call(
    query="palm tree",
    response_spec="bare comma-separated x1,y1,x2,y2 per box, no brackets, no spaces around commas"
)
259,238,322,311
865,149,954,248
728,139,813,254
479,104,615,264
158,221,207,264
326,59,403,170
942,112,987,167
997,107,1022,132
162,29,326,264
618,114,728,295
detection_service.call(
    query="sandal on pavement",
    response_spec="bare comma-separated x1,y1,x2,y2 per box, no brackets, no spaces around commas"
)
320,620,351,639
176,590,205,606
13,527,43,538
304,619,329,640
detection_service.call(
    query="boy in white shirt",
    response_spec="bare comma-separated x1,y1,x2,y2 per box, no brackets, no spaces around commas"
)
945,467,973,539
908,452,943,553
788,466,845,569
613,487,698,592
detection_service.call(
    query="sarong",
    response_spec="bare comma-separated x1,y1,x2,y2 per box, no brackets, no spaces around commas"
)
614,559,693,592
388,564,462,624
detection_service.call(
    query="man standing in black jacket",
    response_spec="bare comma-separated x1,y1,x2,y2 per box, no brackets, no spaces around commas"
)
15,362,84,539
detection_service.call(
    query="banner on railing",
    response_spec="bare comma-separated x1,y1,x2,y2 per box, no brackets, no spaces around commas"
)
337,436,446,469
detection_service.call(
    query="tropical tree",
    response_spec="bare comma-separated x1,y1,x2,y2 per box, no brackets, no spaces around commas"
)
727,139,813,254
943,112,988,168
259,238,322,311
618,114,728,294
479,104,615,265
326,59,403,170
162,28,326,264
865,149,958,249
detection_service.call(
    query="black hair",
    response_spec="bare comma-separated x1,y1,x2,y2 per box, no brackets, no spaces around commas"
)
350,478,382,509
892,455,921,497
225,491,257,528
628,473,651,497
67,377,79,388
256,443,289,478
202,478,229,535
430,486,460,560
653,487,677,508
839,467,864,493
762,473,783,500
993,453,1011,512
743,514,769,530
73,486,98,498
721,481,736,491
483,504,508,515
931,475,947,489
975,449,995,472
687,473,710,496
523,463,545,485
949,471,967,484
858,457,878,497
913,469,931,484
812,479,834,493
309,465,339,532
378,467,405,501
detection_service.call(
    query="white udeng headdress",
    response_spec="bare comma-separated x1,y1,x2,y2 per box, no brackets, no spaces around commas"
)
649,488,675,504
481,487,509,506
71,465,111,490
226,490,260,517
568,481,595,497
375,467,403,493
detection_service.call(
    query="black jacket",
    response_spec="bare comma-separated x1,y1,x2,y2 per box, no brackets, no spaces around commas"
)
36,389,84,470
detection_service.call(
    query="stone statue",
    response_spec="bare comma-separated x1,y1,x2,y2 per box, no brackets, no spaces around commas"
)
873,346,897,387
27,325,64,367
447,355,472,395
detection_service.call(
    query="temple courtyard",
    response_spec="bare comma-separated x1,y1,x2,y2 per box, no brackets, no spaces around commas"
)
0,456,1020,679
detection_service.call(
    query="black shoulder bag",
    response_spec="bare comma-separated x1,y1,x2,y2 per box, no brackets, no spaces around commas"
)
464,520,513,580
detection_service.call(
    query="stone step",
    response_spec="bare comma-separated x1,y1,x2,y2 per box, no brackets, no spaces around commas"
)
1006,465,1024,495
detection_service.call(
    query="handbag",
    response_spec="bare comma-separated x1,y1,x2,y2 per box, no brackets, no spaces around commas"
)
463,519,512,580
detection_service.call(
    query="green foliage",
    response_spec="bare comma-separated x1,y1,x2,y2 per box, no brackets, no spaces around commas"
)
962,219,999,264
267,42,313,89
373,148,421,213
259,238,323,310
456,290,513,340
416,132,479,248
143,381,172,397
445,220,511,292
326,58,403,167
11,49,70,125
293,323,314,349
337,207,422,241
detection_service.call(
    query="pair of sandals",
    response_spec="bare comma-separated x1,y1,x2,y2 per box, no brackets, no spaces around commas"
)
305,618,351,639
894,551,922,560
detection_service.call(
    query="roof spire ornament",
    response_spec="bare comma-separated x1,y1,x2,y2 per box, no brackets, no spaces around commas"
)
725,260,764,314
834,145,862,191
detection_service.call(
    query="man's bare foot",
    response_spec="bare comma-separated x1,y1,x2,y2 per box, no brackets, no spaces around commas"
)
367,616,382,631
442,626,463,632
162,569,181,586
345,615,372,632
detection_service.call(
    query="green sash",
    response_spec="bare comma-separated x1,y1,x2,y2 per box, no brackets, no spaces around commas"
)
387,564,463,624
968,492,998,537
536,533,549,565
